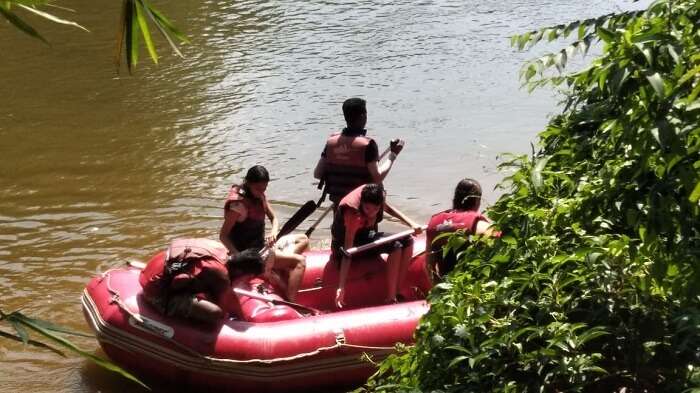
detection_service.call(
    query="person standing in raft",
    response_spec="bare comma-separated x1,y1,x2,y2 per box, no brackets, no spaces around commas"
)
426,178,500,278
219,165,308,302
140,242,265,326
332,183,423,307
313,97,405,206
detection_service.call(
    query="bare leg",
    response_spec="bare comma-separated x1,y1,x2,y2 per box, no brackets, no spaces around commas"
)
385,249,401,303
395,243,414,299
273,252,306,302
290,234,309,254
188,298,224,325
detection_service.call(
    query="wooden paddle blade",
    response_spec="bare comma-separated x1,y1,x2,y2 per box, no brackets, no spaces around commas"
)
277,200,317,238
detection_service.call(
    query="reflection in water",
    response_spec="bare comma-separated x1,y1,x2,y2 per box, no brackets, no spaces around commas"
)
0,1,646,391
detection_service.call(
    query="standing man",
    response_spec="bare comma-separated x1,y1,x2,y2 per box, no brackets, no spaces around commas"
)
314,97,405,206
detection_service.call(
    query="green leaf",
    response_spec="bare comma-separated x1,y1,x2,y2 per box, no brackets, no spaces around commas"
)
16,4,88,32
689,182,700,203
646,72,665,98
13,314,150,389
9,320,29,344
0,328,66,357
135,0,158,64
597,27,615,43
0,6,47,43
531,157,549,191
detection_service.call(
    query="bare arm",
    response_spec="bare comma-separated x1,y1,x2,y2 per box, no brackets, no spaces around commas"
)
263,196,279,240
384,201,421,231
313,156,326,180
220,207,242,256
367,158,396,184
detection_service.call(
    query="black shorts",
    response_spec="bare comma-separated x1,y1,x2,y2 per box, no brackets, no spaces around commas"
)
331,230,414,262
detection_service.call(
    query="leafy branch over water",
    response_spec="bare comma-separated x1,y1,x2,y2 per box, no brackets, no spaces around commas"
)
0,309,149,390
0,0,187,73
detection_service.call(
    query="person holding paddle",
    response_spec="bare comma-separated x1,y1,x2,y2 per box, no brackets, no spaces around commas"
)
219,165,308,302
331,183,423,308
313,97,405,206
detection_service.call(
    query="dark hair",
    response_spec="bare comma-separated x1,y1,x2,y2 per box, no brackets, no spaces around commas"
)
342,98,367,123
227,248,265,280
244,165,270,184
452,178,482,211
360,183,385,206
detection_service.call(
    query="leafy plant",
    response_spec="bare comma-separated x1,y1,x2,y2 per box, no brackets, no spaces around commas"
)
0,0,187,73
0,308,149,390
361,0,700,391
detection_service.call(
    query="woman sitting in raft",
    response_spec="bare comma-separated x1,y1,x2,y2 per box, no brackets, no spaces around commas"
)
426,178,500,277
219,165,308,302
332,183,423,308
140,242,265,326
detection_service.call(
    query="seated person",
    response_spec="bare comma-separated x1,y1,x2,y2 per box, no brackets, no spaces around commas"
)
331,183,422,307
426,178,499,277
140,241,265,326
219,165,308,302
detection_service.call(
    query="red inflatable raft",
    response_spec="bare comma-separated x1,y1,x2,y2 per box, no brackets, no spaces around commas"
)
82,236,432,392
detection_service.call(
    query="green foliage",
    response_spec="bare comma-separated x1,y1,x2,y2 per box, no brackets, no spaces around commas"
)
362,1,700,391
0,309,150,390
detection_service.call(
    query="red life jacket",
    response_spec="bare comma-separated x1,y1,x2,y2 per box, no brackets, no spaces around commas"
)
224,185,266,251
426,210,485,252
331,184,384,249
323,132,374,202
139,238,230,303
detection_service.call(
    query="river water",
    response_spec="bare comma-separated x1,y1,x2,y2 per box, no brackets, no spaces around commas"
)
1,0,646,391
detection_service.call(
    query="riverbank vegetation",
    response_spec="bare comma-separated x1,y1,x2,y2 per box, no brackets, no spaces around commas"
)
362,0,699,391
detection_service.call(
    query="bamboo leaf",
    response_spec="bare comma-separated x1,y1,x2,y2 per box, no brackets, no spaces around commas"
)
0,328,66,357
14,313,92,337
14,315,150,389
147,4,188,43
141,1,183,57
16,4,88,32
0,6,48,43
114,0,128,72
9,320,29,344
135,0,157,64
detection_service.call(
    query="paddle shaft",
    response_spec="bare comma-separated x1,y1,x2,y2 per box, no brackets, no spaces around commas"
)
340,226,426,258
233,288,320,315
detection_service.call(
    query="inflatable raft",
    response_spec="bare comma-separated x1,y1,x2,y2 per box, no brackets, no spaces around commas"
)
82,236,432,392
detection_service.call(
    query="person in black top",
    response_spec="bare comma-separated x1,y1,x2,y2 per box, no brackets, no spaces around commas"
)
314,98,405,205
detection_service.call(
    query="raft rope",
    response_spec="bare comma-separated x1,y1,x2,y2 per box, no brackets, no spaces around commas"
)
96,269,400,366
100,269,204,358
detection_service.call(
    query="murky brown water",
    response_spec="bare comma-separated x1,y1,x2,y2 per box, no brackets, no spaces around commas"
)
1,0,647,391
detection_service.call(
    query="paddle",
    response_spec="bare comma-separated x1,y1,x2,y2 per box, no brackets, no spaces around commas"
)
304,205,333,237
276,200,318,239
340,226,426,258
233,288,321,316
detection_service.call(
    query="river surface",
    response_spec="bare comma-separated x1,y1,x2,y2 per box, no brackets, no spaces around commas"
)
1,0,647,391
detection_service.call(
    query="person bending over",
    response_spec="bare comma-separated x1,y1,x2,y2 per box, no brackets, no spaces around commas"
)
140,242,265,326
331,183,422,307
220,165,308,302
426,178,499,277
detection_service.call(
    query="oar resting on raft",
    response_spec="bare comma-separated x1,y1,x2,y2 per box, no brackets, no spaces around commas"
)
233,288,321,316
340,226,427,258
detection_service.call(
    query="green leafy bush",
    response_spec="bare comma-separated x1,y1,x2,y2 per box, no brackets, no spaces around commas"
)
362,0,699,391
